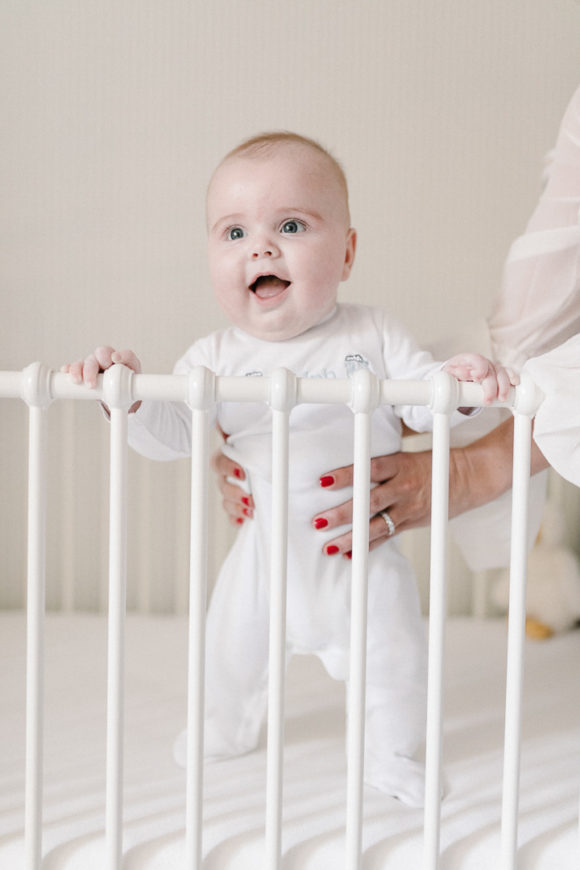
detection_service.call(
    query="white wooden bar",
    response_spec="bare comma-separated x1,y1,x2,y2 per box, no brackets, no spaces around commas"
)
185,368,214,869
499,401,535,869
345,369,377,870
21,364,53,870
265,369,296,869
24,406,47,870
105,406,129,870
499,374,544,869
423,371,456,870
102,364,134,870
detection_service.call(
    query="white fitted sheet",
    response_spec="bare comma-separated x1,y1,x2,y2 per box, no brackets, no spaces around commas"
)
0,613,579,869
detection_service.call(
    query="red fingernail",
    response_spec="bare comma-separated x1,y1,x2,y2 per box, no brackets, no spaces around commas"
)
344,550,352,560
314,517,328,530
233,467,243,479
241,496,250,506
236,517,244,525
326,545,340,555
243,507,253,517
320,475,334,488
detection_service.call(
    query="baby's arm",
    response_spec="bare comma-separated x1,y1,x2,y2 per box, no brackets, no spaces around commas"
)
443,352,518,405
62,345,142,413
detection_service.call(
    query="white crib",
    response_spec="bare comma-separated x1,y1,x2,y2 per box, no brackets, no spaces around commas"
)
1,363,579,870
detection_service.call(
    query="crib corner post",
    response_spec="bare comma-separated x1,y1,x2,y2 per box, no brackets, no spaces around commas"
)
21,363,54,870
499,373,543,870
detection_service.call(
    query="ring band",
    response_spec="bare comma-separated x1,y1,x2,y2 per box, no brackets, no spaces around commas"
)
379,510,396,536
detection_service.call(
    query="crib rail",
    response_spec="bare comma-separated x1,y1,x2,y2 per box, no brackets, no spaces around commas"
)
2,363,544,870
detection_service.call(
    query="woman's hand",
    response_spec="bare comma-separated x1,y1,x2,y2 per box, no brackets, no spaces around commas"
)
210,416,538,553
312,451,435,556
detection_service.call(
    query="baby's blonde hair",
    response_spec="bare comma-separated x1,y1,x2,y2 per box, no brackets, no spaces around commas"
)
211,131,351,223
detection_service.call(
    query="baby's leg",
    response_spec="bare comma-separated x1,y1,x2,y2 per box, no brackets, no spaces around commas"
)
174,530,271,766
360,548,428,807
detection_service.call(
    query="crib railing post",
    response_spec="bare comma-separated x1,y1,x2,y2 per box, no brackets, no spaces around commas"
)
265,369,296,870
345,369,378,870
21,363,53,870
499,374,543,870
423,371,458,870
185,367,215,869
102,364,134,870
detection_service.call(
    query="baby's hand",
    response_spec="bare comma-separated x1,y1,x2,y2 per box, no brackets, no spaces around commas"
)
443,353,519,404
62,346,142,413
62,346,142,388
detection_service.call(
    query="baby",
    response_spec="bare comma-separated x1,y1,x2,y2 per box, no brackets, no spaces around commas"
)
66,132,514,807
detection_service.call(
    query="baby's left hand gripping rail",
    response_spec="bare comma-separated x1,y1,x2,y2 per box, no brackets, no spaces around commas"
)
8,363,543,870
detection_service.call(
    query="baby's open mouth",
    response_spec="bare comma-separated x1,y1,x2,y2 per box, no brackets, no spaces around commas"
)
249,275,291,298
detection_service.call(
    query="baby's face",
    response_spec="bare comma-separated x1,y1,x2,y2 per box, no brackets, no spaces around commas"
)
206,145,356,341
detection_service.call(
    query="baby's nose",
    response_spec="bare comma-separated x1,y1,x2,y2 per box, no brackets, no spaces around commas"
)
250,238,279,259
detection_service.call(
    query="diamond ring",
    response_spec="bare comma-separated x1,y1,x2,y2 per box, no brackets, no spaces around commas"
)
379,510,396,536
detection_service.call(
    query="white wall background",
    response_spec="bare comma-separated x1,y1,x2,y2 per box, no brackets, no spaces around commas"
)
1,1,579,612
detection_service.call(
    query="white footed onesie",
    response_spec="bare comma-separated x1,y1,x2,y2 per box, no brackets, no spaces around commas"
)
128,303,461,807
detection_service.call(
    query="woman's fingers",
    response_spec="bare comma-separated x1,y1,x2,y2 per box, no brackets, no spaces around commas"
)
211,448,253,526
312,450,435,556
211,448,246,482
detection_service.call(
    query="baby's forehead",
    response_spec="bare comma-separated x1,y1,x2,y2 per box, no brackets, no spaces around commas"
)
213,142,335,184
208,142,350,218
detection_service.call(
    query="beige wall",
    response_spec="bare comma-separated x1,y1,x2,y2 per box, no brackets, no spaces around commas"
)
2,1,579,612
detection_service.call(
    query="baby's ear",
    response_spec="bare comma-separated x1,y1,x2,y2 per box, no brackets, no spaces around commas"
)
341,228,357,280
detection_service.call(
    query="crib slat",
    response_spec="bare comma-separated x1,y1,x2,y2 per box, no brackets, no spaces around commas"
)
25,406,47,870
499,412,533,870
345,407,372,870
265,391,292,870
423,410,451,870
105,407,129,870
185,406,210,869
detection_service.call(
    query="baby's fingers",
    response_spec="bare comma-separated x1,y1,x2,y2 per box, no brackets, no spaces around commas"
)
110,348,142,374
62,359,87,385
496,365,520,402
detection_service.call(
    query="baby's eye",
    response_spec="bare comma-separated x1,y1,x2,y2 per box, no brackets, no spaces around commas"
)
280,219,307,235
227,226,246,241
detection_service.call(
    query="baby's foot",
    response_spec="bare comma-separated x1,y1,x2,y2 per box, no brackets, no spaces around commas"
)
364,755,426,808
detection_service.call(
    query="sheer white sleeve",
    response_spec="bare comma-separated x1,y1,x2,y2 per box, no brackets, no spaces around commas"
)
488,86,580,368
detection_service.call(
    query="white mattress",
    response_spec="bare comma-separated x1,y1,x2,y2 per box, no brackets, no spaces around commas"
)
1,613,579,869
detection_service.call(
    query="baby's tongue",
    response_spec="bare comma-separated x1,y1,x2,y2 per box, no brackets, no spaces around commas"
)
253,276,289,299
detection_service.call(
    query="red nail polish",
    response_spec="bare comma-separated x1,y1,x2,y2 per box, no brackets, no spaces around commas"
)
243,507,252,517
233,467,242,479
314,517,328,530
326,545,340,555
236,517,244,525
320,475,334,488
241,496,250,506
344,550,352,560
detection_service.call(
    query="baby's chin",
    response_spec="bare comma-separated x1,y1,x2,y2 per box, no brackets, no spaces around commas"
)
242,317,332,342
235,305,338,343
